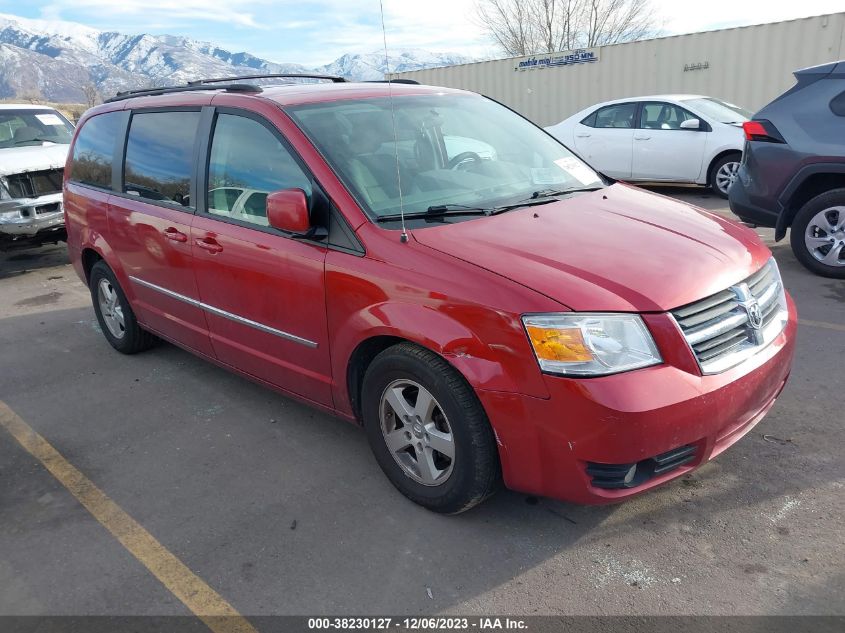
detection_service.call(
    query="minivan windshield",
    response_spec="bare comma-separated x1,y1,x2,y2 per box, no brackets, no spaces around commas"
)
681,97,752,123
0,109,74,149
287,94,603,221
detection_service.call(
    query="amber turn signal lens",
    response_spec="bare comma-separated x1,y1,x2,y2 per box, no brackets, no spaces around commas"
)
525,325,593,363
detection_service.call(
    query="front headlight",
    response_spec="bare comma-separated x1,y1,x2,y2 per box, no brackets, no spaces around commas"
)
0,177,11,201
522,313,662,376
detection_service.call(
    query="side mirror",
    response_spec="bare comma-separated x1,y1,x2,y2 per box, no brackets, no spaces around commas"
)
266,188,314,234
680,118,702,130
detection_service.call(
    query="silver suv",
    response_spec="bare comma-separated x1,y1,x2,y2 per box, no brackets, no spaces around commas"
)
0,104,74,250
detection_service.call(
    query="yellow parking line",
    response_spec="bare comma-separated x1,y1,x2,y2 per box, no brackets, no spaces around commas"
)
0,401,257,633
799,319,845,332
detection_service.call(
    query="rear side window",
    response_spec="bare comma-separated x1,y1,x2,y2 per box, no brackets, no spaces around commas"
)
593,103,638,129
580,111,597,127
69,112,122,189
206,113,311,227
124,111,200,207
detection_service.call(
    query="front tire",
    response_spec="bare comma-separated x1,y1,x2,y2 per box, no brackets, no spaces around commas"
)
789,189,845,278
710,153,742,199
361,343,500,514
90,261,156,353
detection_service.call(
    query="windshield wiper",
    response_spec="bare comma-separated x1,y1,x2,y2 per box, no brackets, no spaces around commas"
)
425,203,493,215
489,197,559,215
529,186,603,199
375,204,491,223
489,186,603,215
375,188,604,223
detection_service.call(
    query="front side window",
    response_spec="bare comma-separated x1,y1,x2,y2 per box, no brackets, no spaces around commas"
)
593,103,638,129
0,109,74,149
287,94,602,221
206,113,312,227
639,102,699,130
124,111,200,207
68,111,122,189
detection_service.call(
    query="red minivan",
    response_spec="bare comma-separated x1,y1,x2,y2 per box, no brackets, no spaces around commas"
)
64,77,796,513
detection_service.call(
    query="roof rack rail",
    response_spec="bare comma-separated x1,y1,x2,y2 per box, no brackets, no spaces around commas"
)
366,79,420,85
187,73,347,85
105,83,261,103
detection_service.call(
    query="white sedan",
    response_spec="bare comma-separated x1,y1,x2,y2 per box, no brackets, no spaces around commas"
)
545,95,751,198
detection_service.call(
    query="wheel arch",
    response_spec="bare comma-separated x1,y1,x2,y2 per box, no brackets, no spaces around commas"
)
346,335,407,424
776,167,845,240
706,149,743,185
76,234,132,298
80,247,104,286
336,303,547,423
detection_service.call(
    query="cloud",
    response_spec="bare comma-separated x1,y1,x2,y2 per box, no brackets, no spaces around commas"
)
40,0,270,29
30,0,490,63
652,0,845,35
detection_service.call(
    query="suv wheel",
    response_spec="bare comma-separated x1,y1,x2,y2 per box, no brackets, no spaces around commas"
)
90,261,157,353
710,153,741,199
790,189,845,278
361,342,500,514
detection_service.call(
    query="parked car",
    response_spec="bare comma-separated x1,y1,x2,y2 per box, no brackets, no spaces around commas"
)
64,78,796,513
0,104,74,250
729,60,845,279
546,95,750,198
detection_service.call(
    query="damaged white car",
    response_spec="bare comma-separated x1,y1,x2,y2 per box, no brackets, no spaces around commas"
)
0,104,74,250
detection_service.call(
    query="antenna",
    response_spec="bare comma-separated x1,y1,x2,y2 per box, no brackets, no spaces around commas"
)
379,0,408,243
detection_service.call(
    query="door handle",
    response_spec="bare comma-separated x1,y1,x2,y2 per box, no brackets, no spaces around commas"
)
195,237,223,254
163,227,187,242
634,135,651,140
575,132,591,138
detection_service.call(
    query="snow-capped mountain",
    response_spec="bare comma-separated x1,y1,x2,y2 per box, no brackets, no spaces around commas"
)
0,14,473,102
321,49,475,82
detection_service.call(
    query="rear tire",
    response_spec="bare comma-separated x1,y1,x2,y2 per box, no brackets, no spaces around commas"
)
361,342,500,514
89,261,156,353
789,189,845,278
710,153,742,199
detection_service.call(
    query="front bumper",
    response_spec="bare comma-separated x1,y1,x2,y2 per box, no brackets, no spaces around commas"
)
0,193,64,237
480,295,797,504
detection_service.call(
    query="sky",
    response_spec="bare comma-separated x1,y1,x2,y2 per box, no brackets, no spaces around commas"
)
1,0,843,66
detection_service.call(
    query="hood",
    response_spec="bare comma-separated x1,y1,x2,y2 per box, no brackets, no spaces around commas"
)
0,144,69,177
412,184,771,312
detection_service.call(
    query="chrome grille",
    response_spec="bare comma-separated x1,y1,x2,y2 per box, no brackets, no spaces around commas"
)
671,259,789,374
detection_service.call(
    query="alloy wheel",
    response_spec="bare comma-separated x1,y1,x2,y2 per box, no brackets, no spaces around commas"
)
97,278,126,339
804,206,845,267
379,379,455,486
715,161,740,196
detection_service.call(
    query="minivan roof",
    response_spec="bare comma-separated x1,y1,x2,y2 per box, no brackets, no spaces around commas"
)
91,81,466,114
259,81,464,107
80,81,468,123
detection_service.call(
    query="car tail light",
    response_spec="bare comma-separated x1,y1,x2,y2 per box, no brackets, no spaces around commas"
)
742,120,785,143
